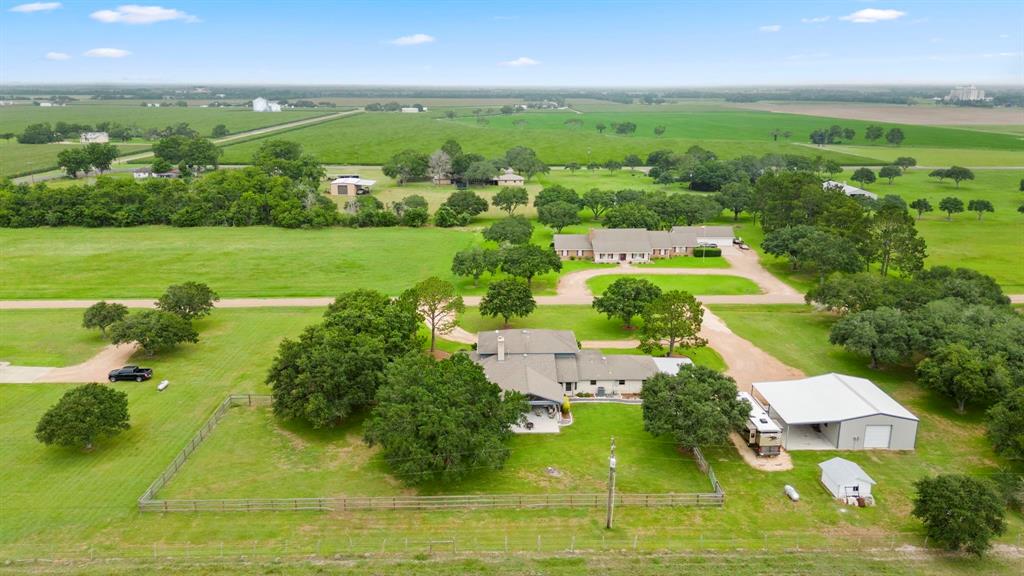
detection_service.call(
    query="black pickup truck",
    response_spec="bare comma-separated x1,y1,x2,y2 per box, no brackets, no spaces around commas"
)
108,366,153,382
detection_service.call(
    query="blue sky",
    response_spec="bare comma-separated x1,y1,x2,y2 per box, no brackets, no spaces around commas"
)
1,1,1021,85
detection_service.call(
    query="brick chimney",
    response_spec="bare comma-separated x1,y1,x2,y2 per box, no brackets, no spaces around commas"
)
497,336,506,362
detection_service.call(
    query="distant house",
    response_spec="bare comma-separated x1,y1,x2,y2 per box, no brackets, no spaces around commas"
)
329,175,376,196
753,373,918,451
470,329,686,433
80,132,109,144
553,226,735,263
133,167,180,180
252,97,282,112
493,168,525,187
823,180,878,201
819,457,876,503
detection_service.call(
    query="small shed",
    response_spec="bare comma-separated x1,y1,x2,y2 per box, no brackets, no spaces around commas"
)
819,457,875,500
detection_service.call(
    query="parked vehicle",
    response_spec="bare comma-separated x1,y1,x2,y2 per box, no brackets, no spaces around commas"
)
108,365,153,382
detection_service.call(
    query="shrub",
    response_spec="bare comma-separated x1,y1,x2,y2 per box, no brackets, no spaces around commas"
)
692,247,722,257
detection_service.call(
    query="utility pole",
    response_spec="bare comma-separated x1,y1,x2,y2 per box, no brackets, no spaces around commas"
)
605,436,617,529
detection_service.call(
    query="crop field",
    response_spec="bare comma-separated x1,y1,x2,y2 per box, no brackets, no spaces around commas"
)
809,144,1024,167
1,305,1020,564
586,275,761,296
218,110,881,166
0,104,331,137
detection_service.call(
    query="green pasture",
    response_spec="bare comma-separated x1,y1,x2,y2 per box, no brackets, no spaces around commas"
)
637,255,729,268
0,104,330,137
586,275,761,296
819,144,1024,167
458,305,639,341
0,140,149,178
0,226,477,299
217,110,880,166
0,309,106,366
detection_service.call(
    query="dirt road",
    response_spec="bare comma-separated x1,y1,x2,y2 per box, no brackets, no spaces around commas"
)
1,343,138,384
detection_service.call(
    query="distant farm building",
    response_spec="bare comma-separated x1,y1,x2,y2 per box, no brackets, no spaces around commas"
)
133,167,180,180
80,132,109,144
944,85,990,102
753,373,918,451
553,226,734,263
401,106,427,113
252,97,282,112
493,168,525,186
823,180,878,201
329,175,376,196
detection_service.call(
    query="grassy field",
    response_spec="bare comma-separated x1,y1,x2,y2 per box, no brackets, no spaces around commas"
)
586,275,761,296
459,305,643,341
0,305,1021,567
0,140,150,178
819,144,1024,167
637,255,729,268
162,402,711,499
0,309,106,366
0,105,330,137
218,110,881,166
0,226,478,299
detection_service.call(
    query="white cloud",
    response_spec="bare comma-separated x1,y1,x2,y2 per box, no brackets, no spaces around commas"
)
983,52,1022,58
9,2,61,12
500,56,539,67
800,16,829,24
389,33,435,46
759,24,782,32
840,8,906,24
90,5,198,24
45,51,70,60
84,47,131,58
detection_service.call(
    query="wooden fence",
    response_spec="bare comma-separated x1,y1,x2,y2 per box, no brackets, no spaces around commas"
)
138,393,725,513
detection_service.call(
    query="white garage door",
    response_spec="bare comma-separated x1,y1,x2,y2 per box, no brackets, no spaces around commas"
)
864,425,892,449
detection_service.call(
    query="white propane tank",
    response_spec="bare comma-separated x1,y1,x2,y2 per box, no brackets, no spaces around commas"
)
784,485,800,502
157,380,170,391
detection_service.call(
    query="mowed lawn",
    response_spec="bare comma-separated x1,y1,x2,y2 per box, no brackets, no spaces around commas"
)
0,140,150,178
459,305,637,341
0,309,107,366
162,403,711,499
587,275,761,296
817,144,1024,167
0,226,478,299
218,110,878,166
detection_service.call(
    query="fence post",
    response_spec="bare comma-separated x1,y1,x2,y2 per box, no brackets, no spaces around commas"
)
571,534,575,553
633,534,638,551
763,533,767,552
537,534,541,552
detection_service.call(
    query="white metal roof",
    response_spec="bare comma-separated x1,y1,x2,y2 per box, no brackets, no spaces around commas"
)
823,180,879,200
652,357,694,375
331,177,377,186
738,392,782,433
753,373,918,424
819,457,876,485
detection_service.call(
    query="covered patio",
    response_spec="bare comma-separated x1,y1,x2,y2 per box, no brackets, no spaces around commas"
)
783,424,836,450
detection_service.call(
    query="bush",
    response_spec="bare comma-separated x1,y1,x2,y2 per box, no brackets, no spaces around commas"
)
692,247,722,257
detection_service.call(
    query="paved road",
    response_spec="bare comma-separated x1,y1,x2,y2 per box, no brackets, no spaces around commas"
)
12,110,362,185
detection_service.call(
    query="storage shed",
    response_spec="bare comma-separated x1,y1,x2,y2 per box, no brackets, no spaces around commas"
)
752,373,918,451
819,457,875,500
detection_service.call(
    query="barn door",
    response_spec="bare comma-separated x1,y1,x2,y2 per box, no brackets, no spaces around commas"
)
863,425,892,449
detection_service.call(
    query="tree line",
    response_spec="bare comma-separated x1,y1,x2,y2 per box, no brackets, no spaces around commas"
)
384,139,549,185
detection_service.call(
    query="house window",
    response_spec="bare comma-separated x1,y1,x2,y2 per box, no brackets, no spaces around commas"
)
564,382,573,392
618,380,625,386
577,250,583,256
590,380,597,386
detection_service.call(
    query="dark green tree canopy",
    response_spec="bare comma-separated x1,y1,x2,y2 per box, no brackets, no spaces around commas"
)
912,474,1005,556
382,149,430,184
592,277,663,329
109,310,199,356
479,278,536,327
441,190,489,217
534,184,580,209
916,342,1010,413
986,387,1024,462
82,301,128,336
35,384,130,450
451,246,502,286
603,203,662,230
251,139,325,186
483,215,534,245
537,200,582,232
499,244,561,286
829,306,916,369
156,281,220,320
491,186,529,215
364,354,526,484
641,366,748,449
639,290,706,357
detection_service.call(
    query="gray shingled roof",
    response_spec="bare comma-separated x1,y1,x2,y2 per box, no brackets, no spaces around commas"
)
668,228,698,248
648,230,672,250
576,350,659,381
477,329,579,356
475,353,563,402
553,234,592,251
590,229,654,254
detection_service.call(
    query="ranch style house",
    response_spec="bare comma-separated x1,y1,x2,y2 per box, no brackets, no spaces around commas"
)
553,226,735,263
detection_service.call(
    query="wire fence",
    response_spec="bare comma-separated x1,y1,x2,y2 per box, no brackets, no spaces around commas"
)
5,531,1022,563
138,393,725,513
